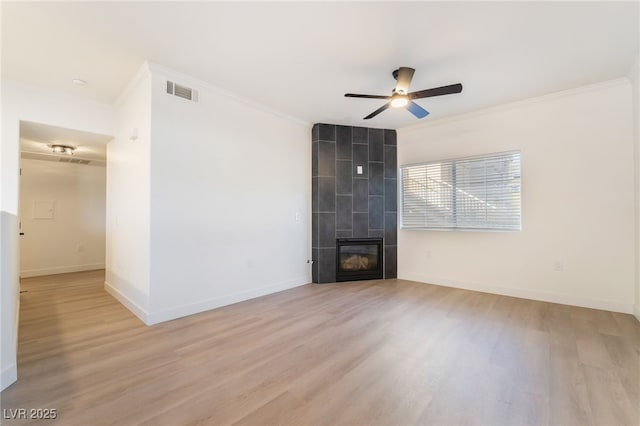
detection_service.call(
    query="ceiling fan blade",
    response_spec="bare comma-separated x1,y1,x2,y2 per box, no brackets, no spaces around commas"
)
345,93,392,99
364,102,391,120
409,83,463,100
394,67,415,94
407,101,429,119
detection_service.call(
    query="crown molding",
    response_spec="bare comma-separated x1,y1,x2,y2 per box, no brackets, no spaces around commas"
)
147,62,310,127
400,77,631,134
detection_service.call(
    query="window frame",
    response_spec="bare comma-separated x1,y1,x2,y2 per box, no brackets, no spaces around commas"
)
399,150,522,232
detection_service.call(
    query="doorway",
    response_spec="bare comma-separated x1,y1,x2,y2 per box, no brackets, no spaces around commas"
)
18,121,111,280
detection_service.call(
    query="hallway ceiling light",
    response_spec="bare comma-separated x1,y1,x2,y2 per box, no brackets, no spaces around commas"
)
51,144,75,155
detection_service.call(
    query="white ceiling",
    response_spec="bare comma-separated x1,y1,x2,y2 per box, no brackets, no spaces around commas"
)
2,2,639,129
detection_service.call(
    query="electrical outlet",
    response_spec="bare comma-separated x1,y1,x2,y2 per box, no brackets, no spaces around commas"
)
554,261,563,272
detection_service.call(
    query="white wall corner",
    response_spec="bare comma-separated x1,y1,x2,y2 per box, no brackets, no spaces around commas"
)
631,55,640,323
0,363,17,392
104,281,150,325
1,292,20,392
114,61,153,108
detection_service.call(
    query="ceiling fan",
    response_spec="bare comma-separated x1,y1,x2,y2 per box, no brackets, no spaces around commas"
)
345,67,463,120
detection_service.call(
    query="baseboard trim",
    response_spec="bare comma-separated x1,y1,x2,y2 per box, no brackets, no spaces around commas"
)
0,363,17,392
21,263,105,278
104,281,149,325
146,275,311,325
400,274,634,314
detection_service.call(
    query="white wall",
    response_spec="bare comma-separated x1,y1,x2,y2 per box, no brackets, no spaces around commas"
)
146,64,311,323
104,64,152,321
630,57,640,321
19,159,106,277
1,62,311,391
1,80,113,390
397,79,635,314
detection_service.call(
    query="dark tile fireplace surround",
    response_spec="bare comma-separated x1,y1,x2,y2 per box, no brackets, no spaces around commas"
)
312,123,397,283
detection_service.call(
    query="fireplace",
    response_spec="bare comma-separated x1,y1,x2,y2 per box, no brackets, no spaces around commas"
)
311,123,398,283
336,238,383,282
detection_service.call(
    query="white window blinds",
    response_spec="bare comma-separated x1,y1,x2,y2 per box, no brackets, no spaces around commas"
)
400,151,521,231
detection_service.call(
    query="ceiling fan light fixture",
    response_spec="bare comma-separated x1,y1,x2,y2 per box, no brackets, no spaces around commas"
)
51,144,75,155
390,95,408,108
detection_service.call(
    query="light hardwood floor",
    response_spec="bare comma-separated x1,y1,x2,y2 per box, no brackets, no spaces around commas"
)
1,270,638,425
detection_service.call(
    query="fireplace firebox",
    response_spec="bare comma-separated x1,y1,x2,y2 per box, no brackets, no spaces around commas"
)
336,238,383,282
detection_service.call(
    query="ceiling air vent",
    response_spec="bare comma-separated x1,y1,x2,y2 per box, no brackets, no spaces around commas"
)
166,80,199,102
58,158,91,165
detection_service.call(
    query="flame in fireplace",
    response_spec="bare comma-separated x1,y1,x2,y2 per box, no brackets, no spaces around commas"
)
341,255,371,271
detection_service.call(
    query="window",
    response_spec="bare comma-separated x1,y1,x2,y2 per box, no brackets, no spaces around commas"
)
400,151,521,231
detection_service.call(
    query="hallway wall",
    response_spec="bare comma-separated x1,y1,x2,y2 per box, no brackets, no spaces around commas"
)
19,159,106,277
